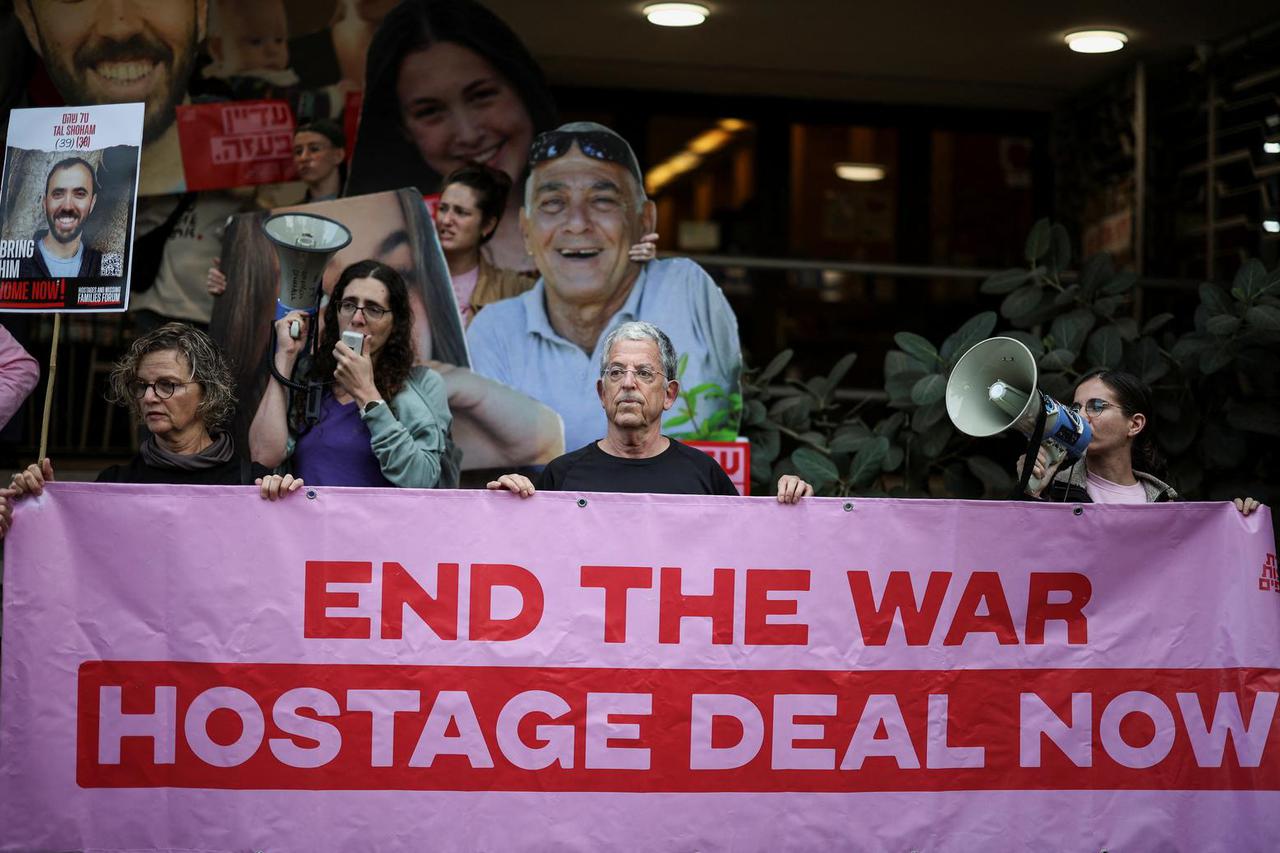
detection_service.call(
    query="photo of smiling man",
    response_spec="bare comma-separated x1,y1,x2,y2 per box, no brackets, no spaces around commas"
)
13,0,208,195
18,157,103,279
0,103,143,311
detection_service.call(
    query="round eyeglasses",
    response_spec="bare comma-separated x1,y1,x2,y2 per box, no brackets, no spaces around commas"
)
128,379,195,399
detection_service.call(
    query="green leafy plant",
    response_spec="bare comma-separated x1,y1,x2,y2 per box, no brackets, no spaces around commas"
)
743,217,1280,504
667,353,743,441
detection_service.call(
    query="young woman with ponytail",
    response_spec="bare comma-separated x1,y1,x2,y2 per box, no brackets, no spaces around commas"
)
1023,369,1260,514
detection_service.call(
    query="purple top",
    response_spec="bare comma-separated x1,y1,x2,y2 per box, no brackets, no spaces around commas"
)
294,393,392,487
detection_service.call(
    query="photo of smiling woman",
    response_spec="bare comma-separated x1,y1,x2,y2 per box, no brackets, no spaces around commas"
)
210,188,563,476
345,0,557,272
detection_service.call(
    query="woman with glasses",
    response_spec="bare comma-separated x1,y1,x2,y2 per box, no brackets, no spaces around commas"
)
1022,368,1259,514
1,324,299,537
249,259,454,488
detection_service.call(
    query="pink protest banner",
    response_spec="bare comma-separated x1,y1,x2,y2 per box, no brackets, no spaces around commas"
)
1,485,1277,851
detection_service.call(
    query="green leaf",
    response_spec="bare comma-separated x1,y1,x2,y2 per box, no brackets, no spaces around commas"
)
1233,259,1268,300
758,349,793,385
1024,218,1051,263
830,433,872,454
892,332,940,368
1157,403,1199,455
1198,283,1233,316
912,397,948,430
1000,284,1043,320
849,437,890,487
980,268,1031,294
1085,325,1123,368
886,370,925,406
805,376,830,399
790,447,838,489
1005,331,1045,358
1226,403,1280,436
1112,317,1139,341
1100,271,1137,295
705,409,730,432
743,399,767,427
1206,314,1242,336
676,352,689,380
967,455,1015,497
1049,309,1095,354
1045,224,1072,274
940,311,997,365
1200,345,1233,374
1093,295,1124,318
1125,336,1169,384
1052,284,1080,307
1245,304,1280,331
875,411,907,438
1142,313,1175,335
910,373,947,406
1079,252,1114,297
663,413,692,428
917,420,952,458
752,428,781,463
1201,422,1249,469
883,444,904,472
1038,348,1076,371
825,352,858,391
1170,334,1212,365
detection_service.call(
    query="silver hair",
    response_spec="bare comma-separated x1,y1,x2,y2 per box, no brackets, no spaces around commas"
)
599,321,677,381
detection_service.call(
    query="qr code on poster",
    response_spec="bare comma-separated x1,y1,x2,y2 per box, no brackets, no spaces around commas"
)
101,252,123,277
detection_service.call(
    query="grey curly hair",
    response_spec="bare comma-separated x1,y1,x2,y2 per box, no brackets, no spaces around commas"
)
106,323,237,431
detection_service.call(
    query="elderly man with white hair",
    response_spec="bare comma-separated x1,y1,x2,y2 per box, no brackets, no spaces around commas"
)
466,121,741,452
488,321,811,501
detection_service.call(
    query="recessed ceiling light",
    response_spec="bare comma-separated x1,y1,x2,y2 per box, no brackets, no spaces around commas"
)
644,3,709,27
1264,142,1280,154
835,162,885,182
1065,30,1128,53
1264,219,1280,234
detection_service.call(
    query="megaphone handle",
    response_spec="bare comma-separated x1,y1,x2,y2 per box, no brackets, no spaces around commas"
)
1027,442,1066,495
1014,396,1050,498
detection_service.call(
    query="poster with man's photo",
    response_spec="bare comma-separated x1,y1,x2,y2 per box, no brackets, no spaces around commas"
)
0,103,143,312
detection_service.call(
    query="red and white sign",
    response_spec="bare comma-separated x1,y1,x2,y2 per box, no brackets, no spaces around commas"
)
177,100,297,191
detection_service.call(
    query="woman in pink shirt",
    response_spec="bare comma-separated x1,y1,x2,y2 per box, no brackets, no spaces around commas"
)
1024,369,1260,514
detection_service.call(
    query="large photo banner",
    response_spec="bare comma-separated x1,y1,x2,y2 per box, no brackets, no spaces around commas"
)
0,103,143,312
2,488,1277,851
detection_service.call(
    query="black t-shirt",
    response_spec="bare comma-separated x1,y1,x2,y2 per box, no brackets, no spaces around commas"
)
535,439,737,496
96,455,267,485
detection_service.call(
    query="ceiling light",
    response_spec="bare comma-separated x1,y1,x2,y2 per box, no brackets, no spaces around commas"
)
1264,142,1280,154
835,162,885,182
644,3,709,27
1065,30,1128,54
1264,219,1280,234
718,118,748,132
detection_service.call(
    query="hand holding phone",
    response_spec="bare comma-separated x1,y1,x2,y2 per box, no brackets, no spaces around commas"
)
341,330,365,356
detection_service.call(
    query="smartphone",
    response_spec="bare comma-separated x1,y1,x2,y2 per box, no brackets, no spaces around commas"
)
341,330,364,356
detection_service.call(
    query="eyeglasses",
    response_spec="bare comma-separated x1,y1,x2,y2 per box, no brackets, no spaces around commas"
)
1069,398,1117,416
529,128,643,185
338,299,390,320
128,378,195,399
603,364,667,385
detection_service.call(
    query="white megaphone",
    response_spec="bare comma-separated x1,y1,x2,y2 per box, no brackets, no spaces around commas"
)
262,212,352,317
945,336,1091,494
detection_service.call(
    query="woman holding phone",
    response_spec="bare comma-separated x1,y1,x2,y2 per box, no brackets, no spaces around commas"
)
250,259,454,488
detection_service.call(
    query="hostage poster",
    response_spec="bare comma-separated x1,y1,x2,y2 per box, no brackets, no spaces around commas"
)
0,103,143,313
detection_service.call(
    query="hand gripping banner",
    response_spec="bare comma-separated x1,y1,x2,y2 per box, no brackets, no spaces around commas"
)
1,485,1277,851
